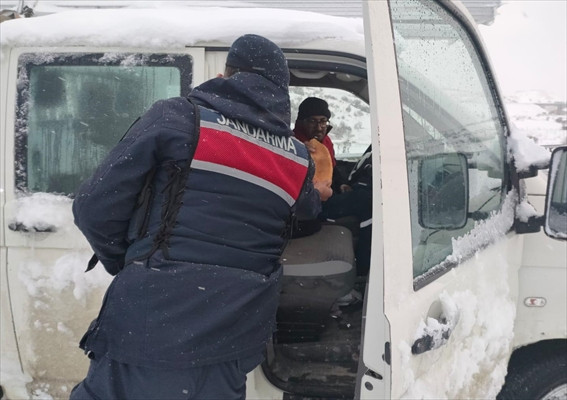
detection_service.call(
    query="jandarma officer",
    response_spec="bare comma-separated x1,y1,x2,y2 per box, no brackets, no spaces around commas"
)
70,34,332,400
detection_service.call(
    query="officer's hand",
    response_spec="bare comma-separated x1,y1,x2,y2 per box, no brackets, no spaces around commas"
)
304,141,317,153
314,180,333,202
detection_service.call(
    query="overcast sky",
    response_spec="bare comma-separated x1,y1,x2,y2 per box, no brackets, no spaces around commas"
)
480,0,567,102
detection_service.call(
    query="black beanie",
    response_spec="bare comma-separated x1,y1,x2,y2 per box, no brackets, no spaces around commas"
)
297,97,331,120
226,34,290,88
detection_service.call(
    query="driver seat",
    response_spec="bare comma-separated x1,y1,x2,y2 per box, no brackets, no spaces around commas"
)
277,224,356,342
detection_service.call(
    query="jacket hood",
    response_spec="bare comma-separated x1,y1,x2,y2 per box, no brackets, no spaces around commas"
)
189,72,292,137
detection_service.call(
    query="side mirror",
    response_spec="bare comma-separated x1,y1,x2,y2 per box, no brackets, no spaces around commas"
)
544,146,567,240
418,153,469,230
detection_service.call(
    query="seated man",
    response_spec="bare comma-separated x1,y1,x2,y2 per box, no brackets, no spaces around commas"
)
293,97,336,167
291,97,336,237
293,97,355,196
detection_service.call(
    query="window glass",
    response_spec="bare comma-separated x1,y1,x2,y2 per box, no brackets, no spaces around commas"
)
546,149,567,236
16,53,192,195
290,87,371,160
389,0,507,282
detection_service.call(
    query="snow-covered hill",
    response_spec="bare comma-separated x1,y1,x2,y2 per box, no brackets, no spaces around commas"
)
505,92,566,148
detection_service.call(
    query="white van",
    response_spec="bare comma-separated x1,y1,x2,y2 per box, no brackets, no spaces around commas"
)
1,1,566,399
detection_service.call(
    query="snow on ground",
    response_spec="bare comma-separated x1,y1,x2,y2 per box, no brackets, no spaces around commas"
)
506,100,566,148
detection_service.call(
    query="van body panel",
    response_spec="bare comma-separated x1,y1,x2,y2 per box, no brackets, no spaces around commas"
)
516,183,567,346
358,1,395,397
385,235,522,398
6,248,105,396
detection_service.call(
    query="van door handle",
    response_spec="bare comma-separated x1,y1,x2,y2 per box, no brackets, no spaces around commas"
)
411,318,452,355
8,222,56,233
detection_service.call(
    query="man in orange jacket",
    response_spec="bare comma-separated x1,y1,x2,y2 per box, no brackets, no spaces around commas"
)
293,97,336,167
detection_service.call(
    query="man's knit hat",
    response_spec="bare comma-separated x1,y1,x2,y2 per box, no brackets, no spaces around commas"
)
226,34,290,88
297,97,331,120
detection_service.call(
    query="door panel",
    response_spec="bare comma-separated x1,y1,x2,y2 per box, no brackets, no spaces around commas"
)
360,1,404,398
362,1,521,398
1,48,203,397
7,248,111,390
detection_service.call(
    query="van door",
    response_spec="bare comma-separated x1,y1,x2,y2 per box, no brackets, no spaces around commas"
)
1,47,204,397
361,1,521,398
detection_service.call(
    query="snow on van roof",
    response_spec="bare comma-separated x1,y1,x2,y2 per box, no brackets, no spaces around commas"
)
0,6,364,49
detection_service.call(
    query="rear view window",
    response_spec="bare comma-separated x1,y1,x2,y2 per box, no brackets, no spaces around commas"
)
15,53,193,195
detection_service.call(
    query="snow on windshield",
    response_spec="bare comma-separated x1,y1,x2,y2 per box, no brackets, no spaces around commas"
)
450,190,516,263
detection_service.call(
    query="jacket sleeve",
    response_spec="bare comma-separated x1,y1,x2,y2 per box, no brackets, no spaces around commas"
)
294,156,322,220
72,98,196,275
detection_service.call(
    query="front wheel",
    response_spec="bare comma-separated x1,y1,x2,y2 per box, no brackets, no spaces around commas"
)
498,345,567,400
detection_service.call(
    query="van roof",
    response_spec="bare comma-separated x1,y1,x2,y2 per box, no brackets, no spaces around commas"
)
0,0,500,24
0,6,365,54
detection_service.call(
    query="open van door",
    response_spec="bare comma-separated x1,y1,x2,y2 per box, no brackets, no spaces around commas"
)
360,0,521,398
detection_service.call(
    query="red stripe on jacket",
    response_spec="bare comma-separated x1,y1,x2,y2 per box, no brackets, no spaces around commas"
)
193,126,308,200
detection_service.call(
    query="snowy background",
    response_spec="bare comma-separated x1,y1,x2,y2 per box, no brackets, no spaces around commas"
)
479,1,566,148
0,1,565,399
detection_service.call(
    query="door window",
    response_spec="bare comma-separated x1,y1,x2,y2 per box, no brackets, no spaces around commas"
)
390,0,508,286
15,53,192,195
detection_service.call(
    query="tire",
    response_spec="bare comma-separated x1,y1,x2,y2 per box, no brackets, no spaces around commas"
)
498,344,567,400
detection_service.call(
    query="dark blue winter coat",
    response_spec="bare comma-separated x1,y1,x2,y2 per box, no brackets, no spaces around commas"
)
72,72,321,368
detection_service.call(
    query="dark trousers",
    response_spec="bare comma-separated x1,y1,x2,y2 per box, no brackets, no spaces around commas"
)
69,352,264,400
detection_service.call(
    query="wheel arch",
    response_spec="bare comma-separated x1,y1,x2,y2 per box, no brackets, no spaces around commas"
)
508,339,567,370
498,339,567,400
